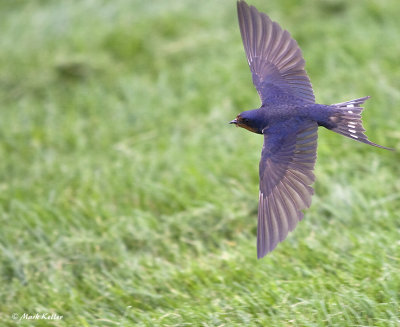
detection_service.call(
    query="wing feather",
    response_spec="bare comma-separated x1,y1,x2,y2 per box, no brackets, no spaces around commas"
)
258,122,318,258
237,1,315,104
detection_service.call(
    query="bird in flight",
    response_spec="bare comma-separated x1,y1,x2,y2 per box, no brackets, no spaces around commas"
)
230,0,392,259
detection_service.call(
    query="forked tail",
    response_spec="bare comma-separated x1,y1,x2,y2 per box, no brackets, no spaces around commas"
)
329,96,392,150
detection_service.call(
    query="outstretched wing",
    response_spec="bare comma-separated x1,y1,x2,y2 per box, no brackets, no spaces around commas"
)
258,122,318,258
237,1,315,105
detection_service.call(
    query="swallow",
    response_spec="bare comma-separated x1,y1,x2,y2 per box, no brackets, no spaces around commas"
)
231,1,392,259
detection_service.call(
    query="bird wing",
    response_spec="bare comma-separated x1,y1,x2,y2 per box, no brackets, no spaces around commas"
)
237,1,315,105
258,121,318,258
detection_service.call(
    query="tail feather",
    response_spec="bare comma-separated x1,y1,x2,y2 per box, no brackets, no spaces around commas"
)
329,96,392,150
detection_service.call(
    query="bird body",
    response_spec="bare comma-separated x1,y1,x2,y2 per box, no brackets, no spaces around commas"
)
231,1,392,259
236,102,332,135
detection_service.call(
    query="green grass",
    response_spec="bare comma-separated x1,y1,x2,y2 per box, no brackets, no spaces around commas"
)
0,0,399,326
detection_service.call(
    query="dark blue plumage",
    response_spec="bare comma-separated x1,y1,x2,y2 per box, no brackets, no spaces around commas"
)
231,1,392,259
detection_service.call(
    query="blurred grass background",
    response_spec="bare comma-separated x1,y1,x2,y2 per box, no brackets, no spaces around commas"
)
0,0,399,326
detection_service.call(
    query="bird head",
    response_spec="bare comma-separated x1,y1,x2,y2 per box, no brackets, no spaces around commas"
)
229,111,261,134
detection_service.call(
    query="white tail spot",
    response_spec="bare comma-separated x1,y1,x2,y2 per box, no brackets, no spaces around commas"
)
350,134,359,139
349,129,356,133
347,104,354,108
348,123,356,127
348,110,354,114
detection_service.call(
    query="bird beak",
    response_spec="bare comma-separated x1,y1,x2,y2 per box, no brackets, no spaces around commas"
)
229,118,237,125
